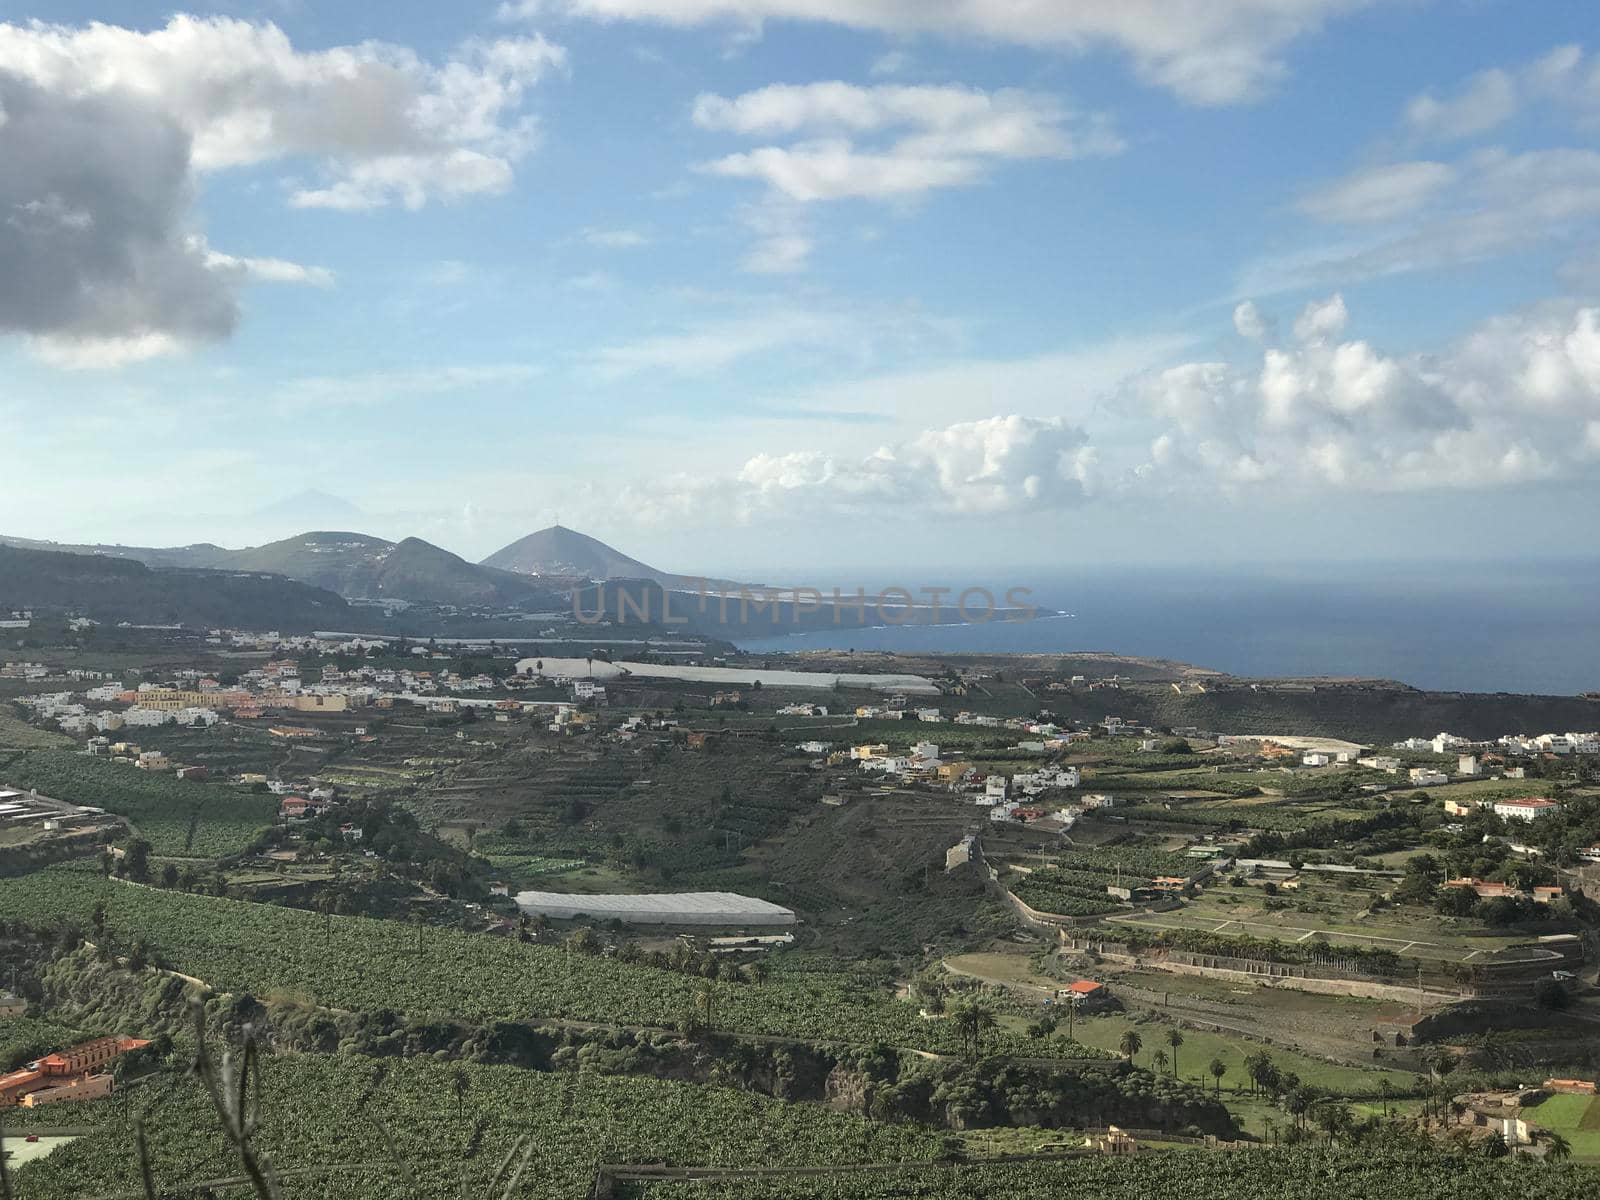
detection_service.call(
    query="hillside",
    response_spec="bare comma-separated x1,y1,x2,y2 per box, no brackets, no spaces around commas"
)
0,544,347,629
372,537,562,607
482,524,742,590
0,534,227,570
217,532,557,608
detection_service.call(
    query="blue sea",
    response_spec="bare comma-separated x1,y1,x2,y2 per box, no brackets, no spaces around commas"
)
733,560,1600,696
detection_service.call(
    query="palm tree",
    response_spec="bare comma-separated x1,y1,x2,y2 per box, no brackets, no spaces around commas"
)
1165,1029,1184,1079
1317,1101,1352,1145
1286,1087,1314,1132
951,1001,997,1060
694,981,717,1033
1543,1131,1573,1163
1152,1049,1169,1075
451,1066,471,1120
1378,1077,1393,1118
1119,1030,1143,1064
1208,1057,1227,1097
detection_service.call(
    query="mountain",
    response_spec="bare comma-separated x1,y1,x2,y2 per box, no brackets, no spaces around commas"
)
216,532,558,608
481,525,742,591
217,531,396,596
0,544,348,629
0,534,228,571
252,489,366,526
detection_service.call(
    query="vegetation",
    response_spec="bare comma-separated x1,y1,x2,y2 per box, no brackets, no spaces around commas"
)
0,751,277,857
0,866,1102,1058
7,1050,948,1200
620,1148,1600,1199
0,543,349,629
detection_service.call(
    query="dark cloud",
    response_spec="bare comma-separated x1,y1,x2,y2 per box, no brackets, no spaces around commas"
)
0,70,237,352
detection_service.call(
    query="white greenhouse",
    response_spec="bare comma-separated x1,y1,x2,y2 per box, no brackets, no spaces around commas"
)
514,890,796,926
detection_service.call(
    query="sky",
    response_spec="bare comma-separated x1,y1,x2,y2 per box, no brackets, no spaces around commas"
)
2,1,1599,576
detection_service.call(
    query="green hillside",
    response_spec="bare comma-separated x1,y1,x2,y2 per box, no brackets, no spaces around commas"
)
219,532,558,607
0,544,348,630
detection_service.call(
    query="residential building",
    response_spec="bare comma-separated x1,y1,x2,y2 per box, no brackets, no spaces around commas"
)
1494,797,1559,821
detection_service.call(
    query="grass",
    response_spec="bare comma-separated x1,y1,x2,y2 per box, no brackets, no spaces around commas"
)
1522,1093,1600,1160
0,707,72,749
1064,1012,1416,1098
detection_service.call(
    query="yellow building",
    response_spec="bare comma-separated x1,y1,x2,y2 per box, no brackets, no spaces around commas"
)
291,694,349,713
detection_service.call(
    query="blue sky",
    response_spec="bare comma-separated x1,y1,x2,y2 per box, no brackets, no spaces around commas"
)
3,1,1598,575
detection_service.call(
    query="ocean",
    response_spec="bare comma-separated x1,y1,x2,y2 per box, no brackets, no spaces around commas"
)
732,559,1600,697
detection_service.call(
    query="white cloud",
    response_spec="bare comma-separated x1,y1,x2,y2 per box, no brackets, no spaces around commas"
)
636,297,1600,517
870,50,913,77
1132,296,1600,493
1250,148,1600,292
198,242,335,287
1291,293,1348,343
0,16,566,211
1297,161,1455,223
693,82,1120,204
1403,44,1600,143
272,364,544,411
632,414,1097,520
587,310,845,379
1232,301,1271,341
27,332,185,370
742,231,814,273
583,227,651,248
505,0,1380,105
1405,68,1517,141
0,15,564,364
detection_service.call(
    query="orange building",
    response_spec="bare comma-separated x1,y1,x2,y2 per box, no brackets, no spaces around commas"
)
0,1036,150,1108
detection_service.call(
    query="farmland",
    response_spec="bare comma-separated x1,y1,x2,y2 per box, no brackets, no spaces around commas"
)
616,1149,1600,1199
0,751,277,858
0,865,1097,1059
7,1052,948,1200
0,631,1596,1199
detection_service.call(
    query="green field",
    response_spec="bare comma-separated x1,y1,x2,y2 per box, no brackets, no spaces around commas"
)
0,750,277,857
8,1051,947,1200
1064,1013,1415,1098
620,1148,1600,1199
1522,1093,1600,1159
0,866,1100,1059
0,707,72,750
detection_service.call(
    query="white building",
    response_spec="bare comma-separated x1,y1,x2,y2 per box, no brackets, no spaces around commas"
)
1302,752,1332,767
1408,768,1449,787
1494,797,1560,822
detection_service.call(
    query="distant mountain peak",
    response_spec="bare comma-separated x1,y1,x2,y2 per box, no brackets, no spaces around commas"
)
253,490,366,524
480,525,744,590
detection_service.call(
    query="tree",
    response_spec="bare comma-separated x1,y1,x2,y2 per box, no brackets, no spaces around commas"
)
1208,1057,1226,1097
1314,1101,1352,1145
1165,1029,1184,1078
951,1001,997,1061
124,838,152,883
1286,1087,1314,1131
694,981,717,1034
452,1066,471,1119
1118,1030,1142,1063
1152,1049,1169,1075
1543,1130,1573,1163
1378,1077,1393,1118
